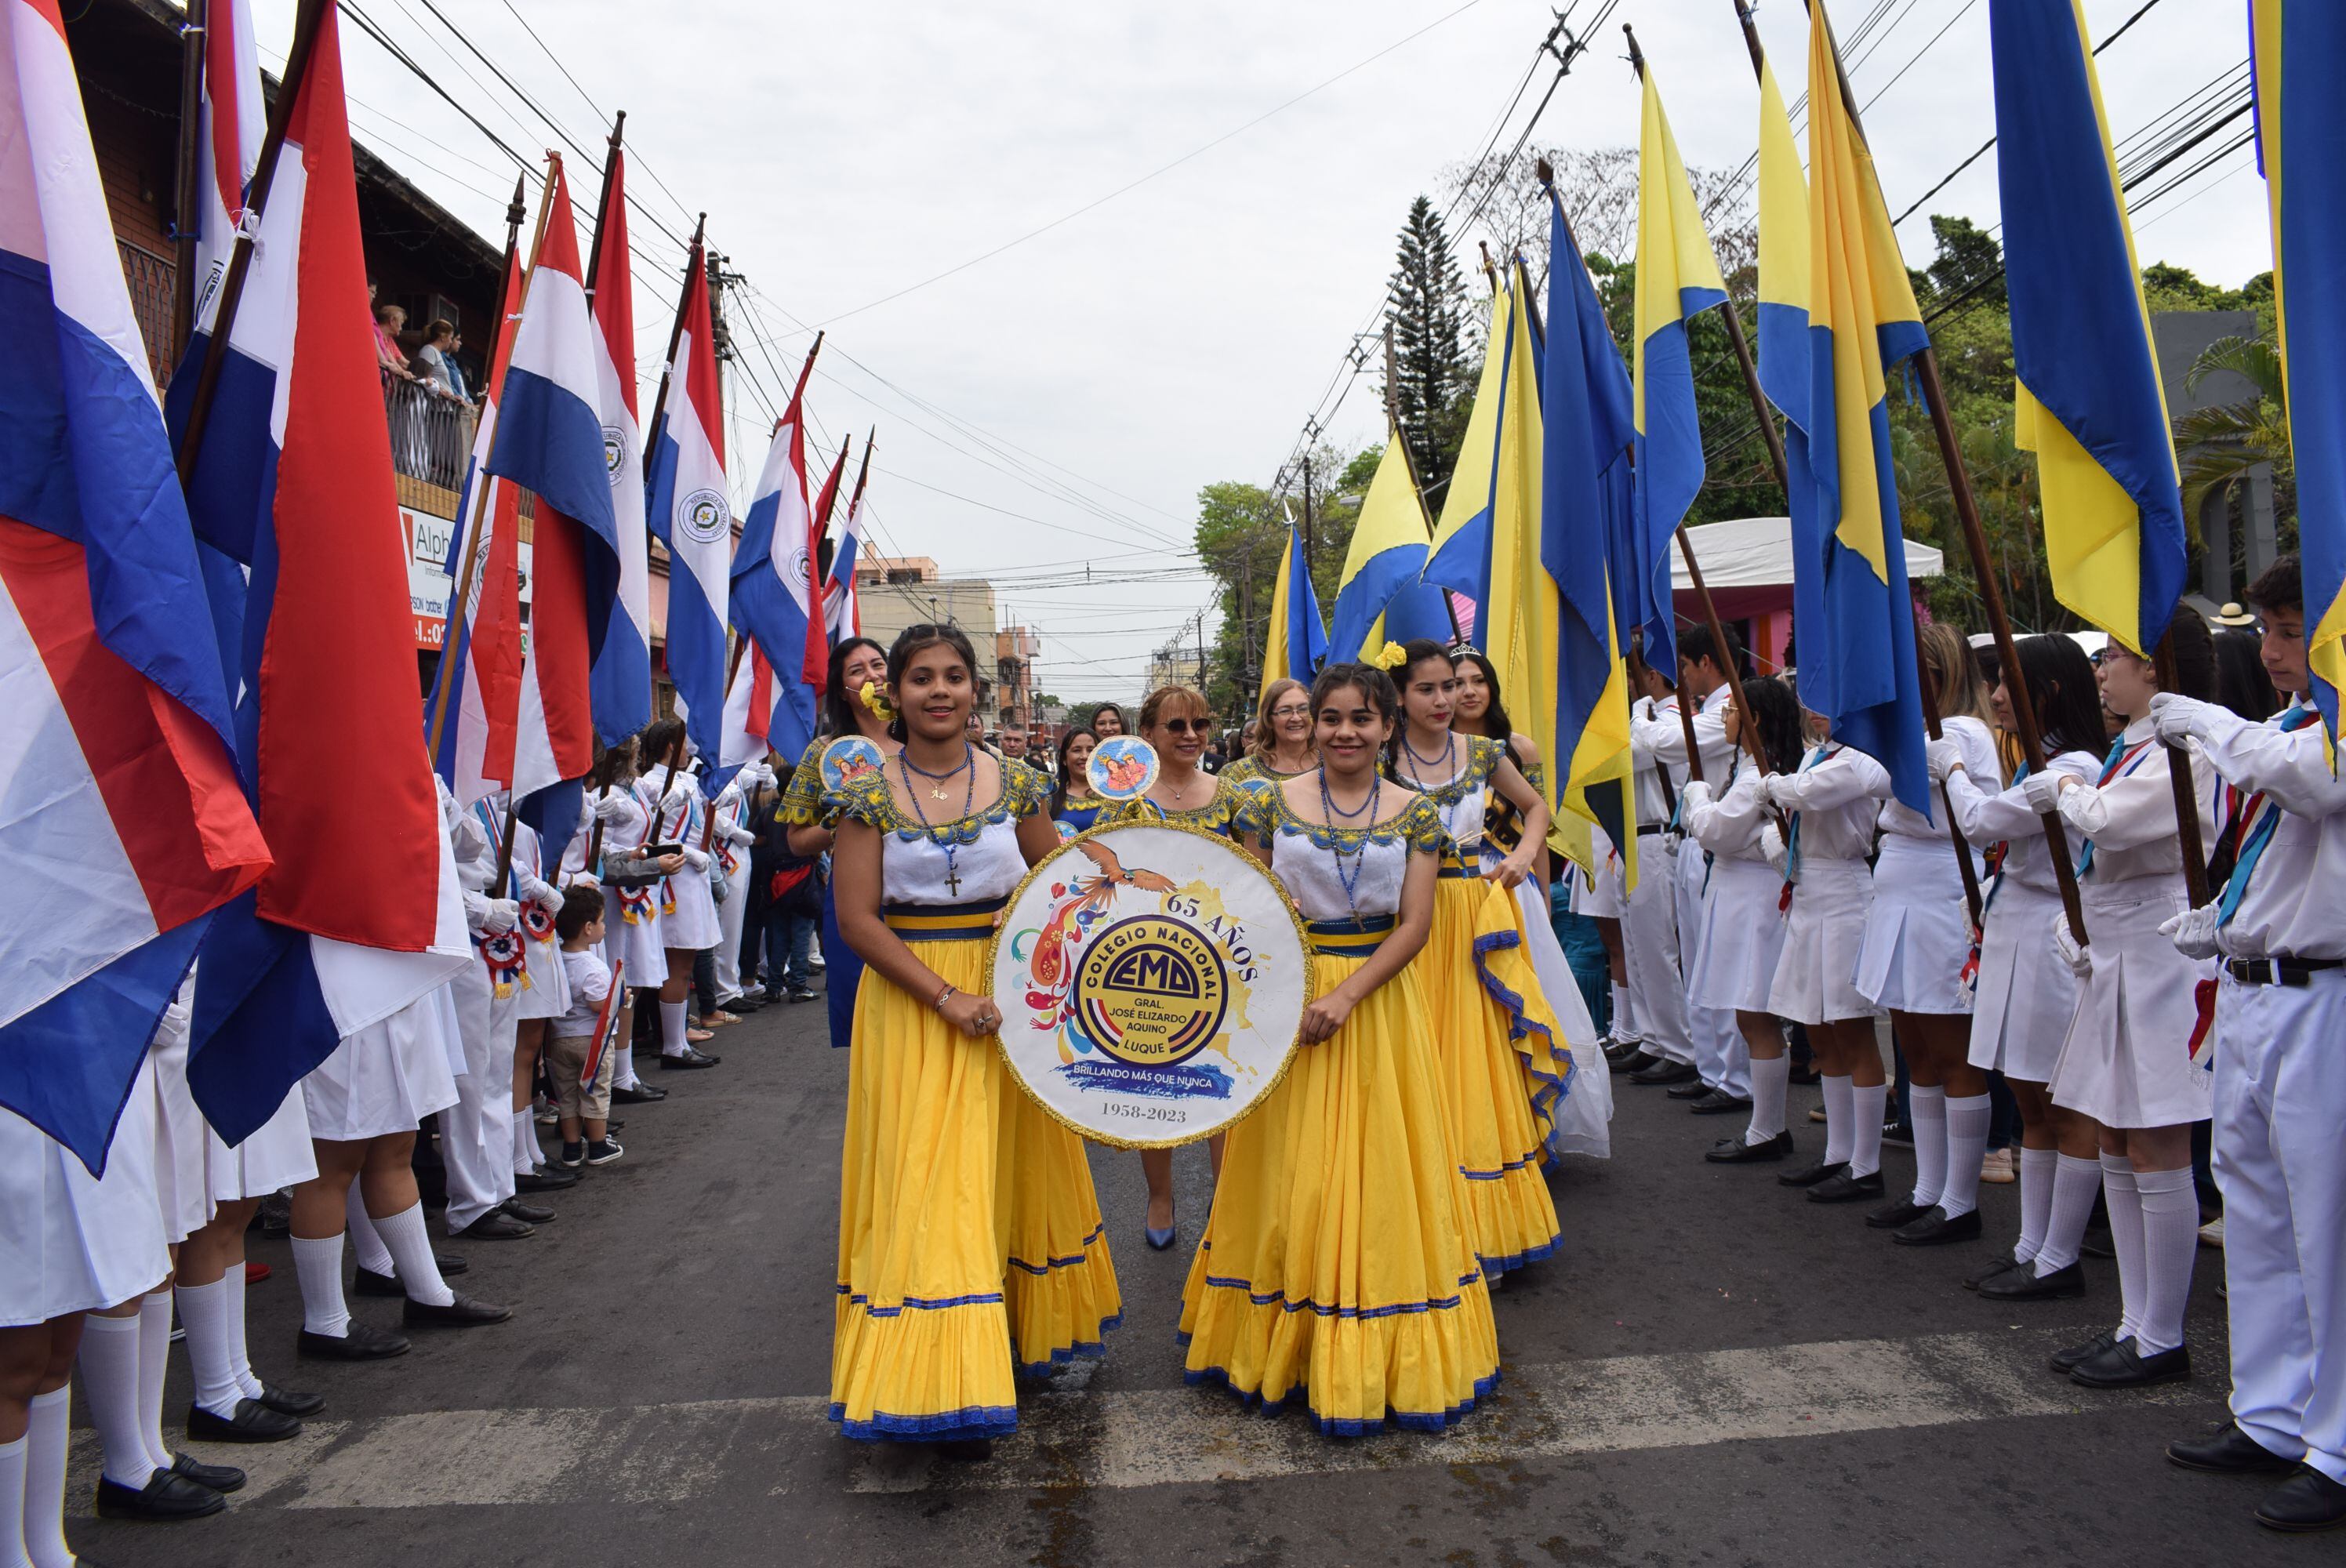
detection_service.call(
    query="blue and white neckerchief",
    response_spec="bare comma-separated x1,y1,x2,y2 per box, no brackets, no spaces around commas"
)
2072,732,2159,880
2216,705,2322,925
1778,744,1836,906
1959,760,2029,989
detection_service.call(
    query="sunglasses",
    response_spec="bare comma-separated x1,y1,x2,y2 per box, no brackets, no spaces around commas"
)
1157,717,1209,735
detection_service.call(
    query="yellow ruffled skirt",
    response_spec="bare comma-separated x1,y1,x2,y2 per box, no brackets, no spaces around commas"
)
1414,873,1563,1275
831,939,1120,1442
1178,949,1500,1435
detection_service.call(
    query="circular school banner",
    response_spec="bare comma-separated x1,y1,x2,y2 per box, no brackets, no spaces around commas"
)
989,822,1310,1149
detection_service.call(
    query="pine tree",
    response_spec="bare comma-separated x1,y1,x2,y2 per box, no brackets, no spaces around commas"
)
1384,195,1474,495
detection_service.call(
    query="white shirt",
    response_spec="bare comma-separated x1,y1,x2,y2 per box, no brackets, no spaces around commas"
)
551,949,612,1038
1684,764,1771,865
1943,747,2101,895
1629,684,1735,803
1878,716,1999,846
1625,696,1678,823
2195,699,2346,960
2057,715,2220,891
1769,745,1888,863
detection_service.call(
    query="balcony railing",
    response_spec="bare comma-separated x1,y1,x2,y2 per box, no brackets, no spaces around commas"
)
384,370,476,494
117,239,176,387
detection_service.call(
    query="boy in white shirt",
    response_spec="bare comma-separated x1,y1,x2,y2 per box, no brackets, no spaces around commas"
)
547,888,624,1169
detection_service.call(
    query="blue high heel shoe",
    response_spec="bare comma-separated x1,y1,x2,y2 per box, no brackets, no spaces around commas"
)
1144,1203,1176,1251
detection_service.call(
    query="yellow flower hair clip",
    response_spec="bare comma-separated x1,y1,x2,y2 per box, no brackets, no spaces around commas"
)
1373,641,1409,671
858,680,896,721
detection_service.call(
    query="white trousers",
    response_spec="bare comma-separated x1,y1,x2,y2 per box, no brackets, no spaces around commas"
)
714,873,748,1003
442,969,519,1233
2215,968,2346,1483
1625,837,1691,1063
1676,843,1749,1095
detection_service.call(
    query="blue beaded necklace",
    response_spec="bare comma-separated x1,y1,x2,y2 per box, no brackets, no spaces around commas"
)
1318,768,1380,922
898,743,978,897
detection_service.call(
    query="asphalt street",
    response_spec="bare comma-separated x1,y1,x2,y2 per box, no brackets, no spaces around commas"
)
67,993,2293,1568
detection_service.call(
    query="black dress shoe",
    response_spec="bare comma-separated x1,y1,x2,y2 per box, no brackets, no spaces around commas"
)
1894,1207,1984,1247
2168,1422,2300,1475
1666,1078,1713,1101
2050,1328,2117,1374
659,1047,720,1069
2071,1338,2191,1388
95,1469,227,1521
438,1251,468,1276
1707,1130,1794,1163
514,1167,579,1192
1787,1064,1821,1085
186,1398,301,1443
499,1197,557,1224
2256,1468,2346,1533
452,1210,536,1241
1778,1159,1847,1189
169,1452,245,1493
1600,1038,1642,1065
1688,1091,1752,1115
1610,1049,1661,1076
255,1381,325,1418
1630,1058,1699,1087
1963,1255,2021,1290
612,1082,668,1103
354,1265,404,1298
297,1322,409,1360
404,1292,513,1328
1865,1197,1933,1230
1807,1170,1886,1204
1980,1259,2086,1301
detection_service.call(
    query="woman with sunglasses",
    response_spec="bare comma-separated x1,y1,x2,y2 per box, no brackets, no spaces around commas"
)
1102,684,1251,1247
1222,679,1317,791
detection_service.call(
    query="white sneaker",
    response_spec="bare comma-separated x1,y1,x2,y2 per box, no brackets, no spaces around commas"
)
2199,1215,2224,1249
1979,1148,2016,1185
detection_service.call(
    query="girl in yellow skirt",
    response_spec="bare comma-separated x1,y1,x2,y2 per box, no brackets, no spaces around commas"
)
1385,641,1564,1279
1181,661,1500,1434
829,625,1120,1454
1101,684,1252,1249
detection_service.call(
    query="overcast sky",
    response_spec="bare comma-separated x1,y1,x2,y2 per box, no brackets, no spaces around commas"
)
256,0,2265,700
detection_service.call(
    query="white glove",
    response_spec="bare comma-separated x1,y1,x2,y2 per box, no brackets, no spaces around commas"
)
1760,823,1787,872
1926,737,1963,782
754,762,779,789
482,898,519,935
659,781,694,817
522,874,561,909
2051,910,2092,979
592,790,634,826
715,783,743,812
724,822,758,848
681,845,710,872
2021,770,2066,815
1679,780,1712,815
2159,902,2222,961
2149,691,2221,747
1753,773,1785,809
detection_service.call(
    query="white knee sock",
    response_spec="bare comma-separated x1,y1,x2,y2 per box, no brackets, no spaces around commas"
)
1608,984,1635,1043
1820,1075,1854,1166
510,1109,539,1175
2133,1166,2199,1356
75,1314,154,1488
1939,1094,1993,1219
24,1388,71,1568
290,1232,351,1338
610,1011,641,1088
2101,1153,2144,1341
1908,1084,1948,1207
136,1290,173,1472
0,1433,30,1568
2034,1152,2102,1274
2015,1146,2059,1263
1848,1083,1888,1178
345,1184,395,1278
659,1000,688,1057
226,1267,263,1399
370,1201,456,1307
1745,1054,1791,1144
175,1276,245,1420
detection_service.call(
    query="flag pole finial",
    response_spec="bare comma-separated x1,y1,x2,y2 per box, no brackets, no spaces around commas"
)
1622,21,1645,78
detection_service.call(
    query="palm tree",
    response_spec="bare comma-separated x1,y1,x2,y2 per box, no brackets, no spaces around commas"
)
2174,332,2294,536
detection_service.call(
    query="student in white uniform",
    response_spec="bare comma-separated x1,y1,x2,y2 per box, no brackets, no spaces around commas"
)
1854,625,2001,1244
1626,626,1746,1100
1680,676,1799,1167
1935,635,2107,1298
2025,612,2217,1389
505,810,578,1196
1611,655,1694,1076
710,768,769,1008
579,737,679,1103
1756,720,1890,1207
634,718,722,1072
2152,557,2346,1532
441,795,535,1243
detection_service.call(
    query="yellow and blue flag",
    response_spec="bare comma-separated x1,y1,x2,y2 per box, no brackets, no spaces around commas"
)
1800,4,1931,815
1329,431,1451,660
2250,0,2346,753
1258,510,1328,710
1425,281,1513,619
1531,201,1640,881
1992,0,2186,662
1753,53,1828,693
1631,64,1729,676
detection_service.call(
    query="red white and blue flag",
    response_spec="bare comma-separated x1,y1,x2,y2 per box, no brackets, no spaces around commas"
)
169,2,469,1144
0,0,269,1168
826,437,871,640
645,242,729,764
717,641,783,787
586,145,650,742
802,437,847,688
728,412,822,772
191,0,260,324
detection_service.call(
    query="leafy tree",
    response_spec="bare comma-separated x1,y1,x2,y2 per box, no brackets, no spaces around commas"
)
1384,195,1475,494
2174,332,2294,545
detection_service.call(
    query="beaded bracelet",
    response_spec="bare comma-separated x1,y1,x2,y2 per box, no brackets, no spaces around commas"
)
932,981,957,1014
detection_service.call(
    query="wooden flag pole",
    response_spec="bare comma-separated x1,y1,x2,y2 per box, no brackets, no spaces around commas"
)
169,0,207,361
581,111,626,295
2152,639,2212,906
641,214,708,481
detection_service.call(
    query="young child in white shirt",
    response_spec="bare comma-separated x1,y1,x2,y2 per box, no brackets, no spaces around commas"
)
547,887,623,1168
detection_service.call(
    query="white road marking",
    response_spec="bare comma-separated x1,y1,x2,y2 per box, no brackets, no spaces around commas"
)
68,1329,2211,1508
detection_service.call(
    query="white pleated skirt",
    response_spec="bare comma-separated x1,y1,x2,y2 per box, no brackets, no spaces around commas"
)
205,1087,316,1203
1516,878,1613,1158
0,1059,172,1325
1965,879,2079,1083
302,986,463,1143
1690,855,1789,1015
1854,834,1977,1016
2050,880,2213,1128
602,887,670,986
145,995,214,1244
514,927,571,1020
1769,857,1878,1025
661,869,721,951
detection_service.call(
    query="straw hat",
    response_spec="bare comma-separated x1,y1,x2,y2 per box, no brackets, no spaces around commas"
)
2214,601,2257,627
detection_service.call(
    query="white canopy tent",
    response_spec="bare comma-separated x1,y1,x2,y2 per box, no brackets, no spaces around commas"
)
1668,516,1944,618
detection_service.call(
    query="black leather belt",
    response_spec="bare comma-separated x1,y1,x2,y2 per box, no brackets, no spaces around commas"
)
2224,956,2346,988
1636,824,1664,837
